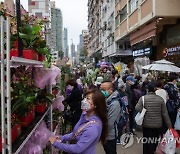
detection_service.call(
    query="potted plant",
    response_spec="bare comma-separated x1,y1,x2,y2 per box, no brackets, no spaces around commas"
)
11,66,37,127
10,24,42,60
35,89,54,113
52,84,61,96
10,14,48,60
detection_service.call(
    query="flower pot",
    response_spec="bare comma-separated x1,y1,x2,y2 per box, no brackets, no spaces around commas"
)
10,49,38,60
14,40,18,49
12,124,21,143
23,49,38,60
29,108,35,122
0,124,21,152
19,110,34,127
52,89,59,96
38,54,45,61
35,103,47,113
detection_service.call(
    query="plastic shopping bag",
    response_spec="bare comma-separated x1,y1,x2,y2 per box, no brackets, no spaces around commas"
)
174,111,180,130
171,128,180,149
156,142,165,154
135,96,146,126
160,129,176,154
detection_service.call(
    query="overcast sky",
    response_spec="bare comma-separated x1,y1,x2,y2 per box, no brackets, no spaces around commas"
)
19,0,88,46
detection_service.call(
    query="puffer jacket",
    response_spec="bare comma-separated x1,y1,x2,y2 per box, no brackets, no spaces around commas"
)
135,92,172,128
106,91,121,140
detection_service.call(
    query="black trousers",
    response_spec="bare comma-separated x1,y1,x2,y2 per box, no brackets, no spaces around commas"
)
103,139,117,154
143,127,161,154
129,109,134,132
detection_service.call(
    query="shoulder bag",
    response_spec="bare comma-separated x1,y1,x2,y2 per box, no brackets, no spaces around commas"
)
135,96,146,126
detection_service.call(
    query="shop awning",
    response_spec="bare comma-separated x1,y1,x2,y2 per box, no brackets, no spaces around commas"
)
110,49,132,57
130,20,156,46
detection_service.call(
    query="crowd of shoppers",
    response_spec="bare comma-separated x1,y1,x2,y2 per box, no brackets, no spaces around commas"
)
49,66,180,154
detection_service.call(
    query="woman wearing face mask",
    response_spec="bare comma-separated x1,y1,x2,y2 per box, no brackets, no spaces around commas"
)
63,79,83,128
49,89,108,154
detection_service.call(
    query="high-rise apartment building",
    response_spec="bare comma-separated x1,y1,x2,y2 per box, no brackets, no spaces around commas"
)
115,0,180,65
87,0,102,62
79,34,83,51
50,1,63,56
63,28,69,57
4,0,15,16
78,30,89,62
28,0,51,47
88,0,180,66
71,43,76,58
82,30,89,50
28,0,50,19
101,0,115,60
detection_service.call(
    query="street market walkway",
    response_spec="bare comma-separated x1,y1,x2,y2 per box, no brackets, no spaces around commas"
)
96,131,143,154
96,130,180,154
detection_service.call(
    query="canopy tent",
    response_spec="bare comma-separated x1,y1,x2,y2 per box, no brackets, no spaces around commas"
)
142,59,180,73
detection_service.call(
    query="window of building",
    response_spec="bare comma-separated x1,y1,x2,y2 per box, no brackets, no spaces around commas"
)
115,0,119,5
120,5,127,23
31,1,35,5
129,0,138,13
35,12,42,18
115,15,120,28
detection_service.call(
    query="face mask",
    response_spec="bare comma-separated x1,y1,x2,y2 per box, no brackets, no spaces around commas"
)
101,90,109,98
131,81,135,85
81,98,91,111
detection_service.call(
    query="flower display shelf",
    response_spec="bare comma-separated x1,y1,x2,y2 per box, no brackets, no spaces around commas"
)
12,107,50,154
10,56,43,66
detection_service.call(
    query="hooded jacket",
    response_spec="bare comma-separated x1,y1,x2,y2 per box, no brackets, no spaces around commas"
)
53,112,102,154
106,90,121,140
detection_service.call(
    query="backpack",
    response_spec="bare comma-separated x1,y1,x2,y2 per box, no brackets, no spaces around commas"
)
113,95,129,129
133,88,142,103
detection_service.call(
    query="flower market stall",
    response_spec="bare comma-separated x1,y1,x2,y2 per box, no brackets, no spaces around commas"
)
0,6,64,154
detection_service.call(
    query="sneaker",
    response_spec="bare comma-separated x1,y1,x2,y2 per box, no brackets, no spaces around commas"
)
116,139,121,145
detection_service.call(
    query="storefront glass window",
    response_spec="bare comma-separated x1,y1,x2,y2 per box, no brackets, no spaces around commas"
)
166,24,180,46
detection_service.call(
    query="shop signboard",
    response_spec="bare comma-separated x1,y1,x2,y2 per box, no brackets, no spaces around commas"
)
163,45,180,57
133,47,151,57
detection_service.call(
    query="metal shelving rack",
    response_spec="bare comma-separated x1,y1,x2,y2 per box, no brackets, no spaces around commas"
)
0,16,53,154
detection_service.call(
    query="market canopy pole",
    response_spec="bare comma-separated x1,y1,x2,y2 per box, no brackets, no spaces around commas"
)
16,0,23,57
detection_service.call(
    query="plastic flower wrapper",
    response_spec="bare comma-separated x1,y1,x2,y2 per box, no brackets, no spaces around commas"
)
53,95,64,112
34,65,61,89
27,142,43,154
19,140,32,154
31,121,55,149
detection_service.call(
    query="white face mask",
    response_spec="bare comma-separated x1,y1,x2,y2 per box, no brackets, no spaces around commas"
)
81,98,91,111
131,81,135,85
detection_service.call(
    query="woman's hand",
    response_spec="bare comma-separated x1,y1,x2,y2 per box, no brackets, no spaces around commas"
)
49,137,56,144
49,137,61,144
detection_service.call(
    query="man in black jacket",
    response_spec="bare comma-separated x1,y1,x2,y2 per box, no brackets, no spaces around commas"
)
125,76,137,133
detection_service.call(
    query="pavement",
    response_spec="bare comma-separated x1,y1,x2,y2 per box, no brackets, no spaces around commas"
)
96,131,143,154
96,130,180,154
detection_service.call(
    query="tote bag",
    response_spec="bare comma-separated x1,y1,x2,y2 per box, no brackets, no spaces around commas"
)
135,96,146,126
